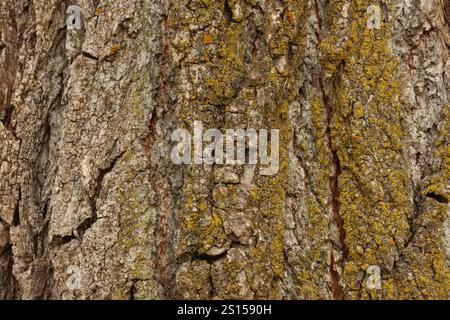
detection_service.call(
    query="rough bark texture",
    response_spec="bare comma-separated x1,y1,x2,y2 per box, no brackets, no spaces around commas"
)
0,0,449,299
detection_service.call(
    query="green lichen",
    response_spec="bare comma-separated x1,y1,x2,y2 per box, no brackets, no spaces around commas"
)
112,149,157,298
320,0,450,299
393,104,450,299
290,94,336,299
171,0,307,299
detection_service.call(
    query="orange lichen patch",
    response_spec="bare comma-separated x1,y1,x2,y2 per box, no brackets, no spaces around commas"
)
109,44,121,56
287,11,295,21
203,32,214,45
95,7,104,15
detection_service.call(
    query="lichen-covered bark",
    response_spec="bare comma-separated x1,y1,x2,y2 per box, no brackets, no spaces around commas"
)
0,0,449,299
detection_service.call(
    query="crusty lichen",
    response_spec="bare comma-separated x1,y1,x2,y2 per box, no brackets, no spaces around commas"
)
291,94,335,299
113,148,158,299
391,104,450,299
171,0,308,299
169,0,450,300
320,0,450,299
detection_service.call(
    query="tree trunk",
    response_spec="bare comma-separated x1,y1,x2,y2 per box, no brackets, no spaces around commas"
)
0,0,449,299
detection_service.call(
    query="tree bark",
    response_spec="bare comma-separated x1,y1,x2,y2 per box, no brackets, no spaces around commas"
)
0,0,449,299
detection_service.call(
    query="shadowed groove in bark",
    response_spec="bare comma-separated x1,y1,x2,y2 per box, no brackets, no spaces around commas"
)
89,150,127,221
151,0,179,299
426,192,448,204
318,74,346,300
313,0,347,298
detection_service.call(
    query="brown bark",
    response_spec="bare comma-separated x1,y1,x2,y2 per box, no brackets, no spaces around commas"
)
0,0,449,299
